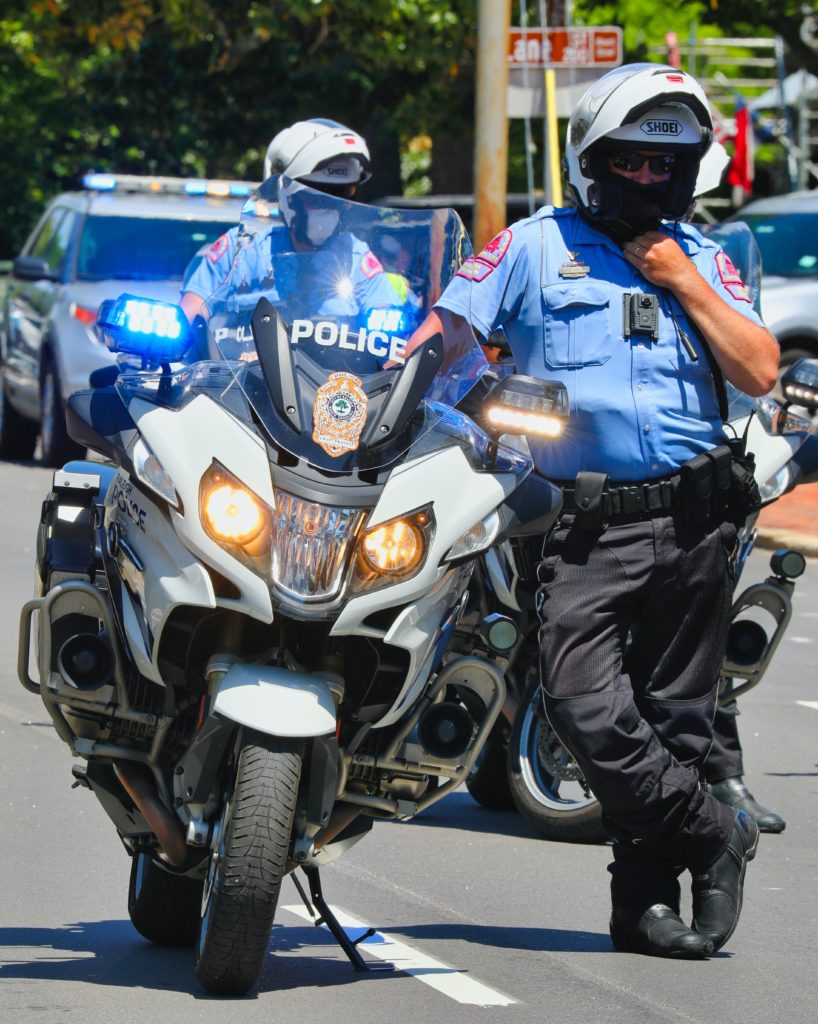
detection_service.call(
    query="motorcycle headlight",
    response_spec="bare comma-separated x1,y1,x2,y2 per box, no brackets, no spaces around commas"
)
200,463,270,553
353,507,434,588
133,437,179,507
754,396,813,436
444,510,501,563
362,520,424,574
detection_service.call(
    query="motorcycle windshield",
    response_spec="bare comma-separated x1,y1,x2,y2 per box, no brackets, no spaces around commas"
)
201,176,484,472
702,220,762,315
703,221,764,421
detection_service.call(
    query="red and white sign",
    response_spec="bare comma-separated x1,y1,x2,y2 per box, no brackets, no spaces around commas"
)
508,27,623,68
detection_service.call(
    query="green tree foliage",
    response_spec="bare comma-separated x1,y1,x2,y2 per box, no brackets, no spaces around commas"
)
0,0,478,257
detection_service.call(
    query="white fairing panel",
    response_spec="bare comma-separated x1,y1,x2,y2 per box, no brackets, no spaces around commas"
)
128,394,276,622
213,664,336,737
333,445,516,635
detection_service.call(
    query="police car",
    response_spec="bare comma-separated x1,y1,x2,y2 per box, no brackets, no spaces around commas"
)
731,190,818,373
0,173,254,466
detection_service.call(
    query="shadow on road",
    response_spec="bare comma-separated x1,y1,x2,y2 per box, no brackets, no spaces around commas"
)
0,911,612,998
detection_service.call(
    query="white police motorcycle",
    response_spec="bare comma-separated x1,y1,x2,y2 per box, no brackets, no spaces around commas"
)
17,180,567,994
452,222,818,842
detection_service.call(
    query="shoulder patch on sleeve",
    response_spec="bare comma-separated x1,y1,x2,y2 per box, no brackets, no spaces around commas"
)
455,256,495,282
206,233,229,263
715,250,751,302
476,229,513,267
360,250,384,279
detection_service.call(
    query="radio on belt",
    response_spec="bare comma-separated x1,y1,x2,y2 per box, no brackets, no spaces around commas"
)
623,291,660,341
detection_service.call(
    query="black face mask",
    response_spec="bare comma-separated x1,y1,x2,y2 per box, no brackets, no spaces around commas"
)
582,178,673,245
616,179,671,235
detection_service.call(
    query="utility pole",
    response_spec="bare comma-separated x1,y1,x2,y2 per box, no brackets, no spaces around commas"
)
473,0,512,250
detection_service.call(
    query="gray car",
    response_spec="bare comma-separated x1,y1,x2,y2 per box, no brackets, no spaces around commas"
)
0,174,252,466
732,190,818,370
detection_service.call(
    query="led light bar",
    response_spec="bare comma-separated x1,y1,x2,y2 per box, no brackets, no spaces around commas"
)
83,173,258,196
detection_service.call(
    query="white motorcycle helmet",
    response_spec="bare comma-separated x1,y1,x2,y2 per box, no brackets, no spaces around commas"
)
263,118,372,248
564,63,713,231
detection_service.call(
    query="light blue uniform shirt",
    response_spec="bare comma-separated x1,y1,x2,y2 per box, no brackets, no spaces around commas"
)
183,224,401,318
436,207,765,482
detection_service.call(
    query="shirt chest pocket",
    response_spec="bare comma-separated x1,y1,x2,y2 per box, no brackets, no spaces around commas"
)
542,282,612,369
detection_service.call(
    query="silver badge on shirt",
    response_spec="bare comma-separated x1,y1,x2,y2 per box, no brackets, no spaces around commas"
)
558,251,590,278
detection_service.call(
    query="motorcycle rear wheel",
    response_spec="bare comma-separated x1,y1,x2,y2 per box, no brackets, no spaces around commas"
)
128,850,203,946
195,731,303,996
507,678,606,844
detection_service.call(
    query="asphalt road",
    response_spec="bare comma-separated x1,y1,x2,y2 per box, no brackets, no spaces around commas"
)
1,458,817,1024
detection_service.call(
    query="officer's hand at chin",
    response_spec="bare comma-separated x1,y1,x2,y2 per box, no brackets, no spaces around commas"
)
622,231,697,290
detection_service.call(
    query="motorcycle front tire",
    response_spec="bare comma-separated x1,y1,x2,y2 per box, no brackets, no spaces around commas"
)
128,850,204,946
507,678,607,844
195,731,303,996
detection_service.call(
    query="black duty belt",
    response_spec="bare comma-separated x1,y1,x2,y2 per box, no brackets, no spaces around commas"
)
561,477,680,518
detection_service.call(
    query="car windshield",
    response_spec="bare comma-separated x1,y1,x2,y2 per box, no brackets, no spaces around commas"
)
76,215,236,281
196,176,488,473
740,211,818,279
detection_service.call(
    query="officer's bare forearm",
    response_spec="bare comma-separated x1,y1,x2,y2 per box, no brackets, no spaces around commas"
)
181,291,208,324
669,273,779,396
404,308,476,361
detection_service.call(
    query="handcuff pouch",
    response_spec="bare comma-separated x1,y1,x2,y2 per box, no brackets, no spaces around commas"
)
572,471,609,532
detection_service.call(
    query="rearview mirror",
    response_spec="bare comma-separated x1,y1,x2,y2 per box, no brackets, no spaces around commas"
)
97,294,193,365
13,255,60,282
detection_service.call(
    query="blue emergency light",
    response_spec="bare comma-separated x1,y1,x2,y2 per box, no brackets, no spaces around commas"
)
83,173,117,191
97,294,192,363
366,307,406,333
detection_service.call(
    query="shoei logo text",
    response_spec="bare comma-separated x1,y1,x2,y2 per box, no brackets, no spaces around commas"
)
290,319,406,364
640,119,682,136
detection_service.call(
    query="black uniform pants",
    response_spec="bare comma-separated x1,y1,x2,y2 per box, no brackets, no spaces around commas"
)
538,509,737,882
705,683,744,783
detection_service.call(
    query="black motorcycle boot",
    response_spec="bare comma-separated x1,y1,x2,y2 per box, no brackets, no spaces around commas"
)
609,862,713,959
691,809,759,952
708,777,786,834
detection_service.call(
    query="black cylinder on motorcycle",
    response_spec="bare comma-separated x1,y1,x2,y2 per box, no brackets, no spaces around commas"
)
57,633,115,691
725,619,768,668
418,702,477,760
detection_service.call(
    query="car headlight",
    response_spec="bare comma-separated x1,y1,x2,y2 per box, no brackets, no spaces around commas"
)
200,462,270,554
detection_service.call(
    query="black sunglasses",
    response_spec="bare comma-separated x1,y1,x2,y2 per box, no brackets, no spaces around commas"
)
609,151,676,174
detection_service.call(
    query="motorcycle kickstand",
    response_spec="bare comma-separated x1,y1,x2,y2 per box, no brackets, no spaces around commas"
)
292,865,395,973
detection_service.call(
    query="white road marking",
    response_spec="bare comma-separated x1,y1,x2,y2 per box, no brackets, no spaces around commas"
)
790,636,814,643
281,903,516,1007
796,701,818,712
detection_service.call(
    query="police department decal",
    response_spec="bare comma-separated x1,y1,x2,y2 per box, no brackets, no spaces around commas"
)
715,251,751,302
455,229,513,282
206,233,229,263
477,229,512,266
312,372,368,457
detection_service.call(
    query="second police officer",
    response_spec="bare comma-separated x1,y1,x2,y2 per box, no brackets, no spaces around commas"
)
410,63,780,958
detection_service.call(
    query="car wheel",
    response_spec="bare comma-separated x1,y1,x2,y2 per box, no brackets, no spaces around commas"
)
40,356,83,467
0,362,38,461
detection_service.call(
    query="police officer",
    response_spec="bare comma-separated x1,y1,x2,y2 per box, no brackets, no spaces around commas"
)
410,64,780,958
180,118,397,324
